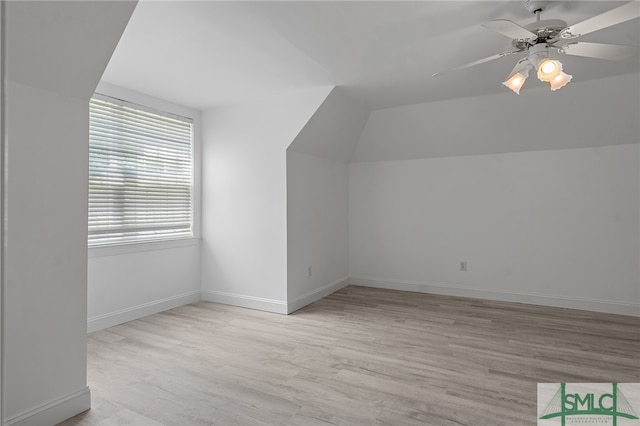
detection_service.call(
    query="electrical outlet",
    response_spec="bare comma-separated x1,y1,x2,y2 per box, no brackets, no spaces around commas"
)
308,266,312,277
460,261,467,272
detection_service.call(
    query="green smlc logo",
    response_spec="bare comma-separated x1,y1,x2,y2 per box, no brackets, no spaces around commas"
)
540,383,639,425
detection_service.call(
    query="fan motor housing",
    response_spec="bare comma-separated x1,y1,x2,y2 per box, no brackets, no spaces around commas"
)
512,19,568,49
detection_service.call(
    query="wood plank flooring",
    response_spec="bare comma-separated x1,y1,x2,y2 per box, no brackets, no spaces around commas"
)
58,285,639,426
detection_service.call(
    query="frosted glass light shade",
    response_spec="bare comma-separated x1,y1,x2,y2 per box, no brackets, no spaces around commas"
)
502,72,528,94
549,72,573,91
537,59,563,82
503,60,532,94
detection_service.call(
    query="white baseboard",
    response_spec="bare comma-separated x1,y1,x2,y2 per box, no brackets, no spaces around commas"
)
5,387,90,426
350,276,640,317
201,290,287,314
287,277,350,314
87,290,202,333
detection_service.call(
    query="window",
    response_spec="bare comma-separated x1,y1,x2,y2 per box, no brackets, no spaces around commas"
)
89,94,193,247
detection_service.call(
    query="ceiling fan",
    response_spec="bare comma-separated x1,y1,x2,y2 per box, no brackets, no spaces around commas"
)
433,1,640,94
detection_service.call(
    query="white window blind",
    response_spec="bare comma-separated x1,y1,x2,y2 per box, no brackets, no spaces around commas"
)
89,95,193,247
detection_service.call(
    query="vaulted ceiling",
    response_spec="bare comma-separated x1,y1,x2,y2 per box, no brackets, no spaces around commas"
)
102,1,639,111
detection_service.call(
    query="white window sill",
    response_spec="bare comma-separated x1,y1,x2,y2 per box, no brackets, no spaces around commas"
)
89,237,200,258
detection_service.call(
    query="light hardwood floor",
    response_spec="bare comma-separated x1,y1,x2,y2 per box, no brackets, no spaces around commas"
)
59,285,639,426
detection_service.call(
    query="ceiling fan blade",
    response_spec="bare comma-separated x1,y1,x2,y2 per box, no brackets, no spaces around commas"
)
557,42,640,61
482,20,537,41
561,1,640,39
432,51,522,77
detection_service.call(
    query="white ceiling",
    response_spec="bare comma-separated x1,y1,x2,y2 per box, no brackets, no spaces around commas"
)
102,1,640,111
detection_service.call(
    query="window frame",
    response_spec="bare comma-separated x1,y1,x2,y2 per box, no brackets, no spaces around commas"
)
89,83,201,256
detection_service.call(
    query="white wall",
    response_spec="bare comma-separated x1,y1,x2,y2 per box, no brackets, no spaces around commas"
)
286,151,349,312
349,144,640,315
1,2,6,422
87,83,202,332
200,87,332,313
285,87,368,311
4,81,91,425
2,2,135,425
88,241,201,332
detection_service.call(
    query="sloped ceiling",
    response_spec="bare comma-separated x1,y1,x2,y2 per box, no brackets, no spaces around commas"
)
102,1,639,111
101,1,332,110
7,0,137,99
288,87,369,163
352,72,640,162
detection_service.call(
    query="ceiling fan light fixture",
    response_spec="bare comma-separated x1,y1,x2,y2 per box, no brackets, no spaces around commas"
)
432,2,640,97
536,58,563,82
549,71,572,91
